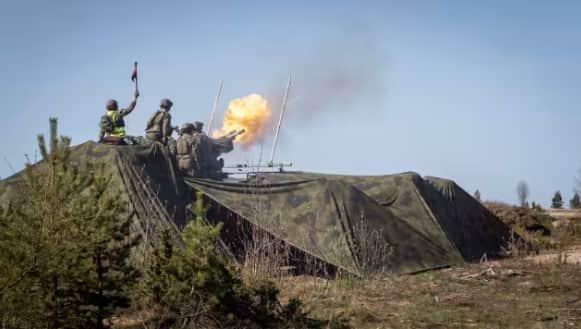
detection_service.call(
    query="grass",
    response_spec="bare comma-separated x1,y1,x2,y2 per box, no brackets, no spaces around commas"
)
274,217,581,329
547,209,581,221
277,259,581,329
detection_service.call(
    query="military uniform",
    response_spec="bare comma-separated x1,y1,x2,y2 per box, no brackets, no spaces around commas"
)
176,123,195,176
145,99,173,144
190,122,209,177
99,97,137,144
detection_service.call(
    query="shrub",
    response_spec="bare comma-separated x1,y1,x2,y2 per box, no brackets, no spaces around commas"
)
135,191,347,328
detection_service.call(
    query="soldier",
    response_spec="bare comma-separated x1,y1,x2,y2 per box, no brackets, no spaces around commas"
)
145,98,174,144
190,122,244,179
191,121,209,177
193,121,205,136
176,123,195,176
98,90,139,144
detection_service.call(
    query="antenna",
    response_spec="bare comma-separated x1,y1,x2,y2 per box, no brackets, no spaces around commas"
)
270,75,292,164
3,156,15,174
207,80,223,134
257,141,264,167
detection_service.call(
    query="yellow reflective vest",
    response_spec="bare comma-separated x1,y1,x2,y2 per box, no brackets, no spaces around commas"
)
107,110,126,137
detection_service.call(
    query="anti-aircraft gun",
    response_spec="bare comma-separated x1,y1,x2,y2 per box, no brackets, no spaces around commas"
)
198,129,245,179
200,128,293,179
211,129,246,153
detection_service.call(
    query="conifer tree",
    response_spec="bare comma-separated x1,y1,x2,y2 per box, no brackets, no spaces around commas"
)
0,118,139,329
552,191,564,209
136,191,226,311
570,192,581,209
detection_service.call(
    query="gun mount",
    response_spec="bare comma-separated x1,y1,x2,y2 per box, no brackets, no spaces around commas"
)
195,129,246,179
222,161,293,177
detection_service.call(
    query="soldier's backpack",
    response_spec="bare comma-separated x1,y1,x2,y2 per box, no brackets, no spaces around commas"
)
146,110,166,133
100,114,114,134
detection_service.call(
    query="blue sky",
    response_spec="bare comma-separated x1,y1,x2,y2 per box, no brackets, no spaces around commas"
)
1,0,580,206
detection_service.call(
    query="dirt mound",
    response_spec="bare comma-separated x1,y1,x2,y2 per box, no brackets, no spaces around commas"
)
483,202,554,236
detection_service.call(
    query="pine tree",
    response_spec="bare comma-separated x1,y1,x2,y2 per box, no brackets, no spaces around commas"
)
136,191,226,311
133,193,337,328
570,192,581,209
552,191,564,209
0,118,139,329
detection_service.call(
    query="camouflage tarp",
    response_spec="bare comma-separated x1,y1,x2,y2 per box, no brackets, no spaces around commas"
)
185,172,510,275
1,143,511,275
185,177,464,275
0,141,190,239
241,172,512,261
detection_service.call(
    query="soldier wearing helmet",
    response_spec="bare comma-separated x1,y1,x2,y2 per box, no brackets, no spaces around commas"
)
193,121,204,134
145,98,175,144
179,123,195,136
190,121,212,177
176,123,196,176
98,90,139,144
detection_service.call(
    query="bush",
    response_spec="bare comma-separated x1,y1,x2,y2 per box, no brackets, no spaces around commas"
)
135,192,347,329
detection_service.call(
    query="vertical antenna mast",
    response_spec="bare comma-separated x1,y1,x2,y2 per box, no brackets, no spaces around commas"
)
207,80,223,134
270,75,292,165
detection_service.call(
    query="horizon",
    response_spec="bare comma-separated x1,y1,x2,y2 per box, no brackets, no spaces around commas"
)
1,1,581,207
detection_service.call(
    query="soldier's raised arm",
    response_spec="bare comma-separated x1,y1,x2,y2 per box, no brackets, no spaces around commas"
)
120,90,139,117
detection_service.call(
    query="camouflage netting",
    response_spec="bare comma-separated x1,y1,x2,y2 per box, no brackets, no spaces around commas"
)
0,142,190,241
0,143,512,275
185,172,511,274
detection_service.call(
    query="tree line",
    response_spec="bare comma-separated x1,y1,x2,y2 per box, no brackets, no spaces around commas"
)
474,180,581,209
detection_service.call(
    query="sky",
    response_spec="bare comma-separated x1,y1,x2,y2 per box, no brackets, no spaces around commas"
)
1,0,580,206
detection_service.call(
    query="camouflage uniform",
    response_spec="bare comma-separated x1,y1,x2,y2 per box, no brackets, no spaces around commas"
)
176,123,195,176
190,122,208,177
145,98,173,144
98,95,137,144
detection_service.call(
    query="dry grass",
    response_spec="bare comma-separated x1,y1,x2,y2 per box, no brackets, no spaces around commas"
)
238,188,293,284
547,209,581,221
274,219,581,329
227,198,581,328
239,220,292,283
277,258,581,329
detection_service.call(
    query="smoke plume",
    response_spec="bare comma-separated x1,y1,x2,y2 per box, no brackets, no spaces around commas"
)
271,29,388,123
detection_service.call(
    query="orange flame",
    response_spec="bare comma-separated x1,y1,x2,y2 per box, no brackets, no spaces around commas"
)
213,94,272,145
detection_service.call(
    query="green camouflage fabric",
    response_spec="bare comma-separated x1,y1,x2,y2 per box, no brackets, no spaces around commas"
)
242,172,511,261
185,176,464,275
0,142,189,240
1,143,511,275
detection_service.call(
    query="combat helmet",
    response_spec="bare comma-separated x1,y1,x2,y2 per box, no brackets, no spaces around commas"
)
193,121,204,132
179,123,195,135
160,98,173,110
105,99,118,111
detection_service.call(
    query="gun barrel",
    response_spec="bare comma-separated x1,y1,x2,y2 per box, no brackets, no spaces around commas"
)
223,129,246,139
